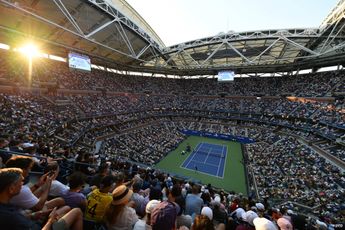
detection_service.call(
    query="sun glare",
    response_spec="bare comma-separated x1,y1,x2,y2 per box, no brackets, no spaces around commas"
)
18,43,39,58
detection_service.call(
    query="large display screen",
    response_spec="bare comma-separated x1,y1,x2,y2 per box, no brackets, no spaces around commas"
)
68,52,91,71
217,70,235,82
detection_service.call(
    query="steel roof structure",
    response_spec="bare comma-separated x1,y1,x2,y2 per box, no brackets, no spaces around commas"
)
0,0,345,76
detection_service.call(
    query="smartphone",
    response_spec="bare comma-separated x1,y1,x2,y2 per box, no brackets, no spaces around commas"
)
48,171,55,177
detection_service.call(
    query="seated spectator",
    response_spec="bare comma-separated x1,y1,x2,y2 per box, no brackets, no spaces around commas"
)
133,199,160,230
62,171,87,210
85,175,114,223
88,163,110,188
0,138,11,164
6,156,64,211
44,161,69,197
104,185,138,230
0,167,83,230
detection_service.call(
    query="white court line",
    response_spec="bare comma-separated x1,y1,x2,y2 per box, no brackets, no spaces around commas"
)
181,142,227,179
203,148,211,164
216,146,222,177
220,145,228,178
191,159,220,167
183,165,223,178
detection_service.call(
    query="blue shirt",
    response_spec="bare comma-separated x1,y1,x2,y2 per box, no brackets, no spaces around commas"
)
185,193,203,216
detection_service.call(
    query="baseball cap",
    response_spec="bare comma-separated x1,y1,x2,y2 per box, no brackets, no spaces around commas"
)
146,200,161,214
277,217,293,230
256,203,265,211
253,217,278,230
201,206,213,220
242,210,258,226
151,201,180,230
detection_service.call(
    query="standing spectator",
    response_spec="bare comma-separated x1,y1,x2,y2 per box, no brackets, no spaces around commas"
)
151,184,181,230
131,180,146,217
185,184,203,216
191,214,215,230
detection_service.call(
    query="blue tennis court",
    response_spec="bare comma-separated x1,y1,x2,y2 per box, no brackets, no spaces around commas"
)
181,142,227,178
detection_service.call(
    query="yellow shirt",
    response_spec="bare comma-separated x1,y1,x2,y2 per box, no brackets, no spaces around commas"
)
85,189,112,222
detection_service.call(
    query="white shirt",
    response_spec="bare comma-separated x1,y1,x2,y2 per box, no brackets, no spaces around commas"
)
49,180,69,197
107,206,139,230
10,185,39,209
133,219,152,230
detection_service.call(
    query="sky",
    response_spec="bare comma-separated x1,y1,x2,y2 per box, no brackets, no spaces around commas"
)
125,0,340,47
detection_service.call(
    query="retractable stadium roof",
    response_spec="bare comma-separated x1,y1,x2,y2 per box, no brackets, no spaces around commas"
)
0,0,345,76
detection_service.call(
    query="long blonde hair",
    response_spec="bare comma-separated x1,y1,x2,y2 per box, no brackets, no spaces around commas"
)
104,203,126,225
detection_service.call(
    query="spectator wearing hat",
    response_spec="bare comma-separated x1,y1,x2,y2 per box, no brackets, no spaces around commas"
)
277,217,293,230
236,210,258,230
211,195,228,226
201,207,213,222
104,185,138,230
151,184,181,230
85,175,114,223
256,203,265,212
185,184,203,216
253,217,278,230
231,207,246,220
192,208,226,230
133,199,160,230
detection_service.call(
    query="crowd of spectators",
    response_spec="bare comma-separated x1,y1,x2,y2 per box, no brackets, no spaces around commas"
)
0,50,344,228
1,49,345,97
0,153,342,229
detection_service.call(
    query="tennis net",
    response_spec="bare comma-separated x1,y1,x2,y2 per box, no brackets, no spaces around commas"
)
194,150,225,158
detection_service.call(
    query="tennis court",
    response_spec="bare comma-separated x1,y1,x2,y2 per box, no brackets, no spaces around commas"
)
155,136,246,194
181,142,227,178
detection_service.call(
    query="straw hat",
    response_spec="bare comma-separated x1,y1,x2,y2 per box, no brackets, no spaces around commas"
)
112,185,133,205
